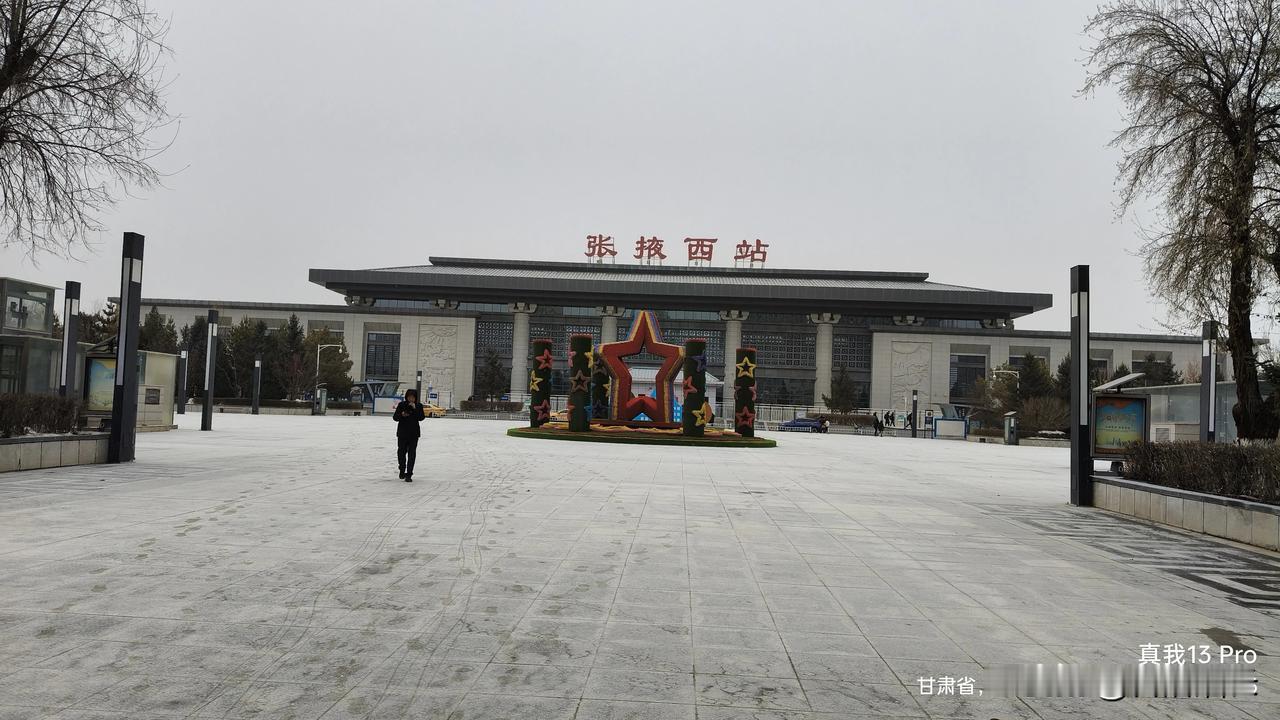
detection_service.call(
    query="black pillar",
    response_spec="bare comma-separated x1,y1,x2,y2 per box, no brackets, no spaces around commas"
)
911,389,918,438
1200,320,1219,443
1069,265,1092,506
175,350,187,415
251,354,262,415
201,309,218,431
108,233,144,463
59,280,81,398
416,370,423,402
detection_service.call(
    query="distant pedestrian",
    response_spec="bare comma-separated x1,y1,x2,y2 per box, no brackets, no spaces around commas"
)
393,389,427,482
872,415,883,436
820,416,830,434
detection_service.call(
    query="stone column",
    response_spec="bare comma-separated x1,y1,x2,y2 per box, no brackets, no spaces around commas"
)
719,310,748,416
808,313,841,409
509,302,537,398
597,305,625,343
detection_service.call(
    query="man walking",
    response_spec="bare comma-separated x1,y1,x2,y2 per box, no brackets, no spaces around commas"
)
393,389,427,482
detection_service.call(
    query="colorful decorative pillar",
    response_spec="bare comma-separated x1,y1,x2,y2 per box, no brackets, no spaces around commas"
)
681,339,709,436
734,347,758,437
568,334,593,432
529,338,553,428
591,344,611,419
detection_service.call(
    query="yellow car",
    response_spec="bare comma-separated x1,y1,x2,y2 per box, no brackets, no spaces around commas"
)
550,409,569,421
422,403,447,418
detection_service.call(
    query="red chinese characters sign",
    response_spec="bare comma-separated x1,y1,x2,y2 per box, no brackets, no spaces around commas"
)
585,234,769,267
585,235,617,260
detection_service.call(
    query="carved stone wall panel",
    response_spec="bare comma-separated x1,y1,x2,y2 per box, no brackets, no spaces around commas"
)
890,341,932,409
418,323,459,392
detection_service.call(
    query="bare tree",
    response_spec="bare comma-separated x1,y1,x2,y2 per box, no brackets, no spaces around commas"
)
0,0,169,257
1084,0,1280,439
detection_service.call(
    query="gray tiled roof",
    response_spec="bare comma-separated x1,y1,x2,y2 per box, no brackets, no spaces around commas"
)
309,256,1053,319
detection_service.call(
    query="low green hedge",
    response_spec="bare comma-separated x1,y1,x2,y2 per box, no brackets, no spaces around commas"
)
0,394,81,438
1122,441,1280,505
187,397,362,410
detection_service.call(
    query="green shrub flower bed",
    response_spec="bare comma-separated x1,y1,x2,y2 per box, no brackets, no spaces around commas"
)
0,394,81,438
1122,441,1280,505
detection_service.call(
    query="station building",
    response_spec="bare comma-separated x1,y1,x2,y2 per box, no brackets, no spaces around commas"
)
137,257,1215,411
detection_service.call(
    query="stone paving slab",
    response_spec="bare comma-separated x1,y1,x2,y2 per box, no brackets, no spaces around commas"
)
0,414,1276,718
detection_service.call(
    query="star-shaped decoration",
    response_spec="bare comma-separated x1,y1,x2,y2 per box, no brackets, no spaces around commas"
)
692,401,711,427
601,379,611,396
735,405,755,428
532,399,550,421
598,310,684,423
735,355,756,378
534,349,554,370
528,370,543,393
565,401,576,416
682,376,697,397
583,349,595,368
691,353,707,373
570,370,590,393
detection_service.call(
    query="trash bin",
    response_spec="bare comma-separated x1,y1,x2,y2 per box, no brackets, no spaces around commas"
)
1003,411,1018,445
312,388,328,416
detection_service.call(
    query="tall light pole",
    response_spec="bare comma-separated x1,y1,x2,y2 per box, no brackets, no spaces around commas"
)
991,368,1020,391
315,343,342,398
59,280,80,398
1070,265,1092,506
108,233,144,463
1200,320,1219,443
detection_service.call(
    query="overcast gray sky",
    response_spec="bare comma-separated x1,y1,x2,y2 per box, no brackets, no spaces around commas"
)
4,0,1272,339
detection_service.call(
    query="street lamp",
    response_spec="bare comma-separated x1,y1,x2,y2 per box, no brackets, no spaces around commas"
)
991,368,1020,390
315,343,342,399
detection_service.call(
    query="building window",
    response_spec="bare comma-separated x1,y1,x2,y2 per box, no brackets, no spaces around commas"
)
832,334,871,371
308,320,343,340
4,285,53,333
1089,357,1109,377
742,331,816,368
1007,354,1047,371
476,321,513,357
662,327,724,369
756,377,815,406
364,333,400,380
0,345,18,393
949,354,987,403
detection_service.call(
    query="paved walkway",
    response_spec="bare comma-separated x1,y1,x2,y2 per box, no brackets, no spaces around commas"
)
0,415,1277,719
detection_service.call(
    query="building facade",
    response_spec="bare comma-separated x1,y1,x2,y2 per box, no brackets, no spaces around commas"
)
133,257,1218,411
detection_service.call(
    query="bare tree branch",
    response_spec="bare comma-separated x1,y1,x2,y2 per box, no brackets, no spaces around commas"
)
0,0,169,258
1085,0,1280,438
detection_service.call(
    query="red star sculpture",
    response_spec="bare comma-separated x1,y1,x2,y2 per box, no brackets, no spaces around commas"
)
598,310,684,423
532,399,550,421
682,376,697,398
735,405,755,428
534,348,554,370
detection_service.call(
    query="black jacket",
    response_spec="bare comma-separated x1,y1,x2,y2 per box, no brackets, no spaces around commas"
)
393,400,427,438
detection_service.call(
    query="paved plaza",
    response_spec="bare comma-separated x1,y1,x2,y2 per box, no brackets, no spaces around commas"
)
1,415,1278,719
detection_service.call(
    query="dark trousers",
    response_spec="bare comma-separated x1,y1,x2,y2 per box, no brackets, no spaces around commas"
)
397,436,418,476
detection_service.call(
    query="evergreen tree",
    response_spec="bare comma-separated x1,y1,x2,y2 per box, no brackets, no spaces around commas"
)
1135,352,1184,386
1110,363,1132,381
475,348,507,401
138,306,179,353
1016,354,1055,402
303,329,353,399
822,364,859,414
275,315,308,401
180,317,207,401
